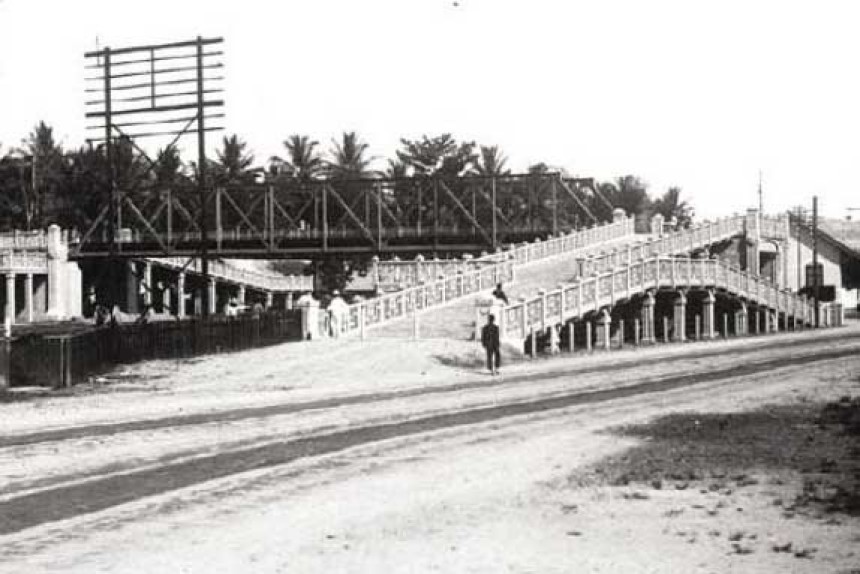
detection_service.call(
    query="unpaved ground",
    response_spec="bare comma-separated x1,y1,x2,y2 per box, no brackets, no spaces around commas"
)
1,324,859,572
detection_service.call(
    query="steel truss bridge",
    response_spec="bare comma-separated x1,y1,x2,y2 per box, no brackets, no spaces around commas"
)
70,174,606,260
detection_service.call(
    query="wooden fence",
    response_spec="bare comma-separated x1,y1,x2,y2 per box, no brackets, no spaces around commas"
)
9,310,302,388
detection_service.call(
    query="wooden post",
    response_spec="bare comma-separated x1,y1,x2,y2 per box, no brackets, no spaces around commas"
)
663,316,669,344
634,318,640,346
723,313,728,339
618,319,624,349
695,314,701,341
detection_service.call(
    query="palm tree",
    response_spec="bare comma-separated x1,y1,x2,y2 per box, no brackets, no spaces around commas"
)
652,186,694,228
474,145,510,176
271,135,323,181
326,131,375,180
17,121,65,229
154,146,184,187
214,134,256,184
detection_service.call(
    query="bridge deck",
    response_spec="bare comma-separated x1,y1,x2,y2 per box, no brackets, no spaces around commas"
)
369,236,645,340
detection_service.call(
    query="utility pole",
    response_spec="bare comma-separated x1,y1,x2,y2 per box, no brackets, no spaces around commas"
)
757,170,763,214
812,195,819,328
196,36,210,317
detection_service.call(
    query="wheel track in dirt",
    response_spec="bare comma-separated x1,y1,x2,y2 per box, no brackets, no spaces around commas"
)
0,341,858,536
3,330,859,449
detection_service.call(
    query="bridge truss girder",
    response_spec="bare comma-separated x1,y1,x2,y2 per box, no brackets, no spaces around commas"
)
71,173,603,259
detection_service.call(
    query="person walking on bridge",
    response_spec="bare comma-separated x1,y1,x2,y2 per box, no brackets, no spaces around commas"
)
481,314,501,375
492,283,510,305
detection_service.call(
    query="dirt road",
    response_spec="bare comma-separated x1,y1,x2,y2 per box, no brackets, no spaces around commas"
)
1,327,859,572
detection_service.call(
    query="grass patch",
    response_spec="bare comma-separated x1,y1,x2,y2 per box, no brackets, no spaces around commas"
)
574,398,860,516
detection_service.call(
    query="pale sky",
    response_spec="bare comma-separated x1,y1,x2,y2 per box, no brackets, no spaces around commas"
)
1,0,859,219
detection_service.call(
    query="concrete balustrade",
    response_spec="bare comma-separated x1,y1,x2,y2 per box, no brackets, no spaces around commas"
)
496,255,841,352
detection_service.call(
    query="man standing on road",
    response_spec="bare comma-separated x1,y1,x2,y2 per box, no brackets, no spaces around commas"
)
481,314,502,375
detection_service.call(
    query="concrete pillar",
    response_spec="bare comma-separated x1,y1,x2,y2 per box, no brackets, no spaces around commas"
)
5,273,15,325
764,308,772,333
702,290,716,339
142,262,152,307
177,272,186,318
549,325,560,355
754,309,761,335
237,284,246,304
207,279,217,315
285,292,294,310
641,291,656,344
672,291,687,342
25,273,33,323
126,261,139,314
567,322,575,352
265,291,274,309
596,308,612,350
46,224,66,319
585,321,592,352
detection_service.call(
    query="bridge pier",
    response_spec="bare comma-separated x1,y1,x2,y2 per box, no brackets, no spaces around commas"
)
207,279,217,316
5,273,15,326
736,303,748,336
702,290,716,339
142,262,152,307
596,309,612,350
177,272,186,318
640,291,656,344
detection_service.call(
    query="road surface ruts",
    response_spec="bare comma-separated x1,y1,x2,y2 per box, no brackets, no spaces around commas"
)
3,330,859,449
0,344,856,536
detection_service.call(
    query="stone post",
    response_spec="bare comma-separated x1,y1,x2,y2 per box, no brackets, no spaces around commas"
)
651,213,665,236
297,294,319,340
702,289,716,339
